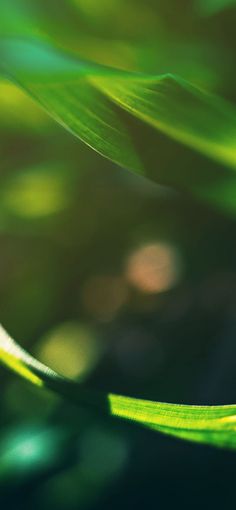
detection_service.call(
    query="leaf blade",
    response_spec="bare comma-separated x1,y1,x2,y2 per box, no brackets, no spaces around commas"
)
2,39,236,213
1,324,236,450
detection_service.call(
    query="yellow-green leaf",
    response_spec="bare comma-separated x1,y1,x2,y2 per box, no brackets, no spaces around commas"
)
1,324,236,450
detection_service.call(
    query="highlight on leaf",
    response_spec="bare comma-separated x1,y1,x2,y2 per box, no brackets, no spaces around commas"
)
2,38,236,213
1,324,236,450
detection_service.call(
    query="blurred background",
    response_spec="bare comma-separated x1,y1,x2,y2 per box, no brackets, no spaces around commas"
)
1,0,236,508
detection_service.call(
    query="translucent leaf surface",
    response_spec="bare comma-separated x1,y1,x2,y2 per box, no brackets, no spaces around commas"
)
1,39,236,212
1,325,236,450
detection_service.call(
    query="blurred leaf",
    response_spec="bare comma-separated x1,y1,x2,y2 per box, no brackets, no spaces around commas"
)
1,39,236,213
198,0,236,15
0,0,159,43
1,0,223,87
0,0,41,39
1,324,236,450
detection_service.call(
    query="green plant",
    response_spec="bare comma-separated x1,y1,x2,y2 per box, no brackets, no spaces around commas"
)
1,0,236,454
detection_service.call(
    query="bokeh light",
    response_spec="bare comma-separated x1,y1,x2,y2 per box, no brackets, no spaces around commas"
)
0,426,64,478
125,242,182,294
80,425,129,481
0,81,48,131
1,164,69,218
39,425,129,509
36,322,102,380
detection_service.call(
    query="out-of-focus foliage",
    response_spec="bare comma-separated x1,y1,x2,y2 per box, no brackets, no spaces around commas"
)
1,0,236,509
198,0,236,16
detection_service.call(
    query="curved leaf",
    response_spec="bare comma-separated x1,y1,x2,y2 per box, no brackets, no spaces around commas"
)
1,39,236,212
1,324,236,450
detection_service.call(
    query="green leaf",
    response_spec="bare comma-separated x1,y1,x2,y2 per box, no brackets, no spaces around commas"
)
1,324,236,450
2,39,236,213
